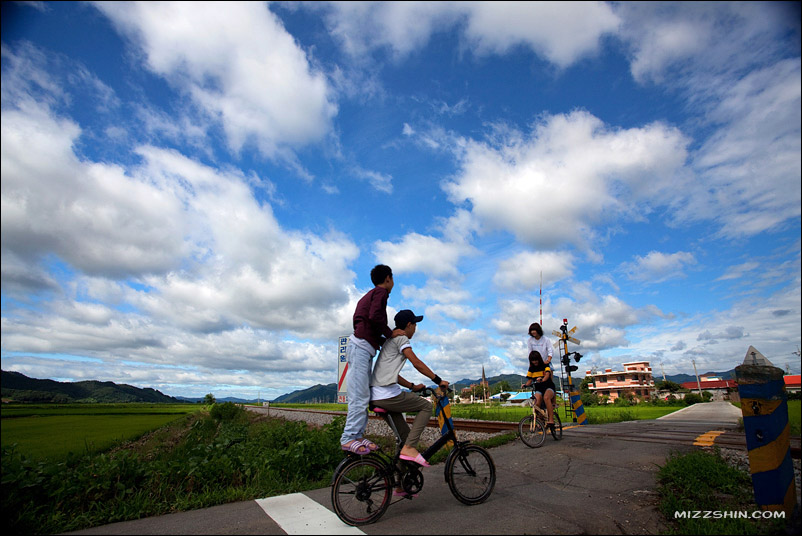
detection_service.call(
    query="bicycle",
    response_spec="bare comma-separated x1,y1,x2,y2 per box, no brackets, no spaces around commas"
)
330,386,496,526
518,384,563,448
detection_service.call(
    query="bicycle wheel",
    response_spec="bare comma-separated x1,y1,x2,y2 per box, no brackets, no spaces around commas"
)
446,444,496,505
518,414,546,448
552,413,563,440
331,457,392,526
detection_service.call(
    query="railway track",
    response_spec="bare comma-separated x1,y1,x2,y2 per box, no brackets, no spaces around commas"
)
253,406,801,458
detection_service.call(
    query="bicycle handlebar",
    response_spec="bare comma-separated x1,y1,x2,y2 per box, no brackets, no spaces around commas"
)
418,386,454,397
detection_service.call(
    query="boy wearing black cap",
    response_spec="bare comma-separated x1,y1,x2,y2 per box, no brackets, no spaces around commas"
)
370,309,449,468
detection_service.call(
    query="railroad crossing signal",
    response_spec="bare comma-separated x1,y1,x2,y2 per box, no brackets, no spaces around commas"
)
552,329,580,346
554,318,587,426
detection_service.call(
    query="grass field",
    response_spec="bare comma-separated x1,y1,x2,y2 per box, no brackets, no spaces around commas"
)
789,400,801,435
1,404,200,460
271,400,685,424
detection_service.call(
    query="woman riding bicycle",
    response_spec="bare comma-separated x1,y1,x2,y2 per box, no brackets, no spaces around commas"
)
522,350,556,430
369,309,449,473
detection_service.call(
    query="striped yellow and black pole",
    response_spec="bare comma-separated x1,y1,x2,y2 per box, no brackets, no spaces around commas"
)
735,363,796,515
434,386,455,448
563,338,587,425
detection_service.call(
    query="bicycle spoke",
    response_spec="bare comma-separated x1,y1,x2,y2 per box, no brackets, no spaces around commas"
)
447,446,496,505
331,458,391,526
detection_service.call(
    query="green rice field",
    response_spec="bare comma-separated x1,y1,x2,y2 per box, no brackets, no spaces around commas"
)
1,404,200,460
274,399,801,431
272,400,684,423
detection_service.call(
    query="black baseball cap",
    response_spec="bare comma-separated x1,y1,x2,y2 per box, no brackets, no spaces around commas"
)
395,309,423,329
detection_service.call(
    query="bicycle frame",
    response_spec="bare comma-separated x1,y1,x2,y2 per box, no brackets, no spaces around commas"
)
527,385,555,419
332,387,469,485
331,387,496,524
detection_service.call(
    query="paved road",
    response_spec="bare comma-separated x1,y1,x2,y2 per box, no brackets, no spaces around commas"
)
68,402,770,535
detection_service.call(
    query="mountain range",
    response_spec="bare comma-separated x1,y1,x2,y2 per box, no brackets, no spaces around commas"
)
1,370,180,403
1,368,737,405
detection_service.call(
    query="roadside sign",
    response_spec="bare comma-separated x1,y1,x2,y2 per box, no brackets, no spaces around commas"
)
337,335,348,403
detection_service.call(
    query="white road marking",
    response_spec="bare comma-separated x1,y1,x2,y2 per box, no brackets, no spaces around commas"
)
255,493,365,535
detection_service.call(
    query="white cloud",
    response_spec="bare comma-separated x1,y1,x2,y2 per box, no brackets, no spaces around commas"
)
310,1,620,68
443,110,690,251
94,1,337,159
493,250,575,292
621,272,801,376
1,105,186,278
460,1,620,67
373,211,480,278
620,251,697,284
689,59,801,237
374,233,476,277
716,261,760,282
618,2,798,85
617,3,801,239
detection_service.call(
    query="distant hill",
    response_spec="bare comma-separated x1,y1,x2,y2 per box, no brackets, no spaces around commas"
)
453,373,527,392
664,369,736,384
1,370,180,403
272,383,337,403
175,396,259,404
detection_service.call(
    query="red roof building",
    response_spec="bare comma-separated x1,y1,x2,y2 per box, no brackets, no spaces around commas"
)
784,375,801,392
681,379,738,391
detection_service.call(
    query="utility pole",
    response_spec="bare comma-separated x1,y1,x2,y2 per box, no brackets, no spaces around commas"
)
691,359,703,395
539,271,543,326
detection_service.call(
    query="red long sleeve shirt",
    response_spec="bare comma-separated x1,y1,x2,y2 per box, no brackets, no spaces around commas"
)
352,286,393,351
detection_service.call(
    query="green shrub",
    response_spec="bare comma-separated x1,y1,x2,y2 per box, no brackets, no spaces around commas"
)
613,396,632,407
1,411,346,534
209,401,243,422
684,393,703,405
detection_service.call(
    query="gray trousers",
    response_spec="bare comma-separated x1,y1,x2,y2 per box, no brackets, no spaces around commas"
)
372,391,432,449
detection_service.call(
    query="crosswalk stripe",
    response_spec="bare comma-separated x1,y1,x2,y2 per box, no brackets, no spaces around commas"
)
255,493,365,535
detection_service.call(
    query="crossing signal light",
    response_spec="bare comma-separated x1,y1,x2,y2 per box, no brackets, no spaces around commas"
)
566,365,578,373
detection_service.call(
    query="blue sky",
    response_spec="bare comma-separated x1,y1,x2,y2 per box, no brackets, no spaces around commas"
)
1,1,800,400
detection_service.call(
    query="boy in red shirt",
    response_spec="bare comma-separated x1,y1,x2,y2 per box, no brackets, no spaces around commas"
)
341,264,404,454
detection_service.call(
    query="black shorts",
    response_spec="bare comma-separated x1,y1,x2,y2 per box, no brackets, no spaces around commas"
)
535,380,556,394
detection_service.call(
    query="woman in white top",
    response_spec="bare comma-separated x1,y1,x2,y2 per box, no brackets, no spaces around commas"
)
527,323,553,366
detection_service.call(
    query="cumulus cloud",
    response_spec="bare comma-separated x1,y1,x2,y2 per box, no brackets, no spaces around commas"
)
459,1,620,67
308,1,620,68
373,211,479,277
1,61,361,392
443,110,690,251
94,1,337,159
493,250,575,292
374,233,475,277
1,105,186,278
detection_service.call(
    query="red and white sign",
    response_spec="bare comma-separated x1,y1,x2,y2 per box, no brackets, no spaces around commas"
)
337,335,348,403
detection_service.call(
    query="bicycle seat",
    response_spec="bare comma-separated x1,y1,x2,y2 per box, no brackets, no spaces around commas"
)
369,404,388,414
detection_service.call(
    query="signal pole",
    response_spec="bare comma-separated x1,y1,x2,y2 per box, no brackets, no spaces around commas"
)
554,318,587,425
